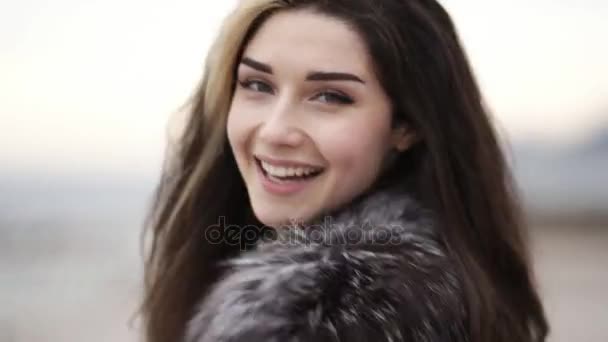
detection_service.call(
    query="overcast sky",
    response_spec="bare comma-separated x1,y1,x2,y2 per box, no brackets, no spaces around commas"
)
1,0,607,176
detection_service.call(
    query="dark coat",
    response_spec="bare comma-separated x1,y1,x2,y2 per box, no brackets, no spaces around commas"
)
185,185,469,341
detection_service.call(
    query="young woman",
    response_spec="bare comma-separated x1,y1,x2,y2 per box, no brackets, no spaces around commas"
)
140,0,549,341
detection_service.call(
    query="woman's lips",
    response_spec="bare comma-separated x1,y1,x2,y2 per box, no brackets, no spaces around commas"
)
255,157,322,196
254,154,325,169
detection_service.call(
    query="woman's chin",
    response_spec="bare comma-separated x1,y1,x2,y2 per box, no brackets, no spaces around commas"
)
256,215,304,229
251,205,310,229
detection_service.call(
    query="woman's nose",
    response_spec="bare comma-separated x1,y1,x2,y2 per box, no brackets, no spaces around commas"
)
256,98,305,147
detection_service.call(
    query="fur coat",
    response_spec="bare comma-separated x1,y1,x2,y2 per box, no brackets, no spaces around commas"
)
185,184,469,341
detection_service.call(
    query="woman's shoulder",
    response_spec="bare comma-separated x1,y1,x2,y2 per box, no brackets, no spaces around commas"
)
185,188,469,342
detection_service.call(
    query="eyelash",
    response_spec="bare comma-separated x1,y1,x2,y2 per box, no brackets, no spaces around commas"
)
237,79,354,105
238,79,273,94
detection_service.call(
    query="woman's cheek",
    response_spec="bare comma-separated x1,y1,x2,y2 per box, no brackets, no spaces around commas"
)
228,103,258,146
320,119,391,184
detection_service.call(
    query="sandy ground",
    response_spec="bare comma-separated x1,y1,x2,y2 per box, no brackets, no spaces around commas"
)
1,224,606,341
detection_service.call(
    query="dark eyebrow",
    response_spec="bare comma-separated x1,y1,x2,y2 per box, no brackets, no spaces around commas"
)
306,71,365,84
240,56,364,84
241,57,273,74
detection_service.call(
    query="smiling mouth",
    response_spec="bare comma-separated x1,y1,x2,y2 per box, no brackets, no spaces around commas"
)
254,156,325,182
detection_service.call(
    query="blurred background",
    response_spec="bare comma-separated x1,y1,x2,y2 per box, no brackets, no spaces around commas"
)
0,0,606,341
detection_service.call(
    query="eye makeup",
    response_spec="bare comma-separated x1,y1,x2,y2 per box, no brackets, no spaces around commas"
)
238,79,274,94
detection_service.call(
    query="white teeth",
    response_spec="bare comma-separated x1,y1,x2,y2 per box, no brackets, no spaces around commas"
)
260,160,321,178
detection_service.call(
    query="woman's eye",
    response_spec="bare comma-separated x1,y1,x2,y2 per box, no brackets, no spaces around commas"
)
238,79,273,94
313,91,354,105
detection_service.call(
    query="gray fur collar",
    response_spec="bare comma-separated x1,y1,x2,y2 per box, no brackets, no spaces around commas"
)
185,185,468,342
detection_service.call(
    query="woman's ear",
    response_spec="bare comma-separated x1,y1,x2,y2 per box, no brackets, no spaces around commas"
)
391,124,418,152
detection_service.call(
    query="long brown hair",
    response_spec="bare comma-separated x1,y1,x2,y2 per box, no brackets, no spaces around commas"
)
140,1,548,341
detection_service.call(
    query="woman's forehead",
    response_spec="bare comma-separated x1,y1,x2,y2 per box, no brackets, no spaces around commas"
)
241,9,374,79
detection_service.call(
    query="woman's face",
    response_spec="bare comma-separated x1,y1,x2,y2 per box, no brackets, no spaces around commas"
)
227,9,411,227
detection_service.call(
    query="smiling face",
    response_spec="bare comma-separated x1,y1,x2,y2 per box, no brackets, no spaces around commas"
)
227,8,413,227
